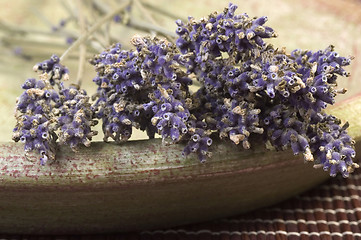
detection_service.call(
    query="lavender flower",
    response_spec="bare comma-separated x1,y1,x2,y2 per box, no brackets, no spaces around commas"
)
309,114,357,178
148,85,190,145
90,37,192,143
90,43,149,141
33,54,69,85
171,3,357,176
175,3,276,60
182,127,213,163
91,4,358,177
13,78,58,164
57,84,98,150
13,4,358,177
14,55,97,164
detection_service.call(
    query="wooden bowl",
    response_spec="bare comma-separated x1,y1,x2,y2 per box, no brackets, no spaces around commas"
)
0,96,360,235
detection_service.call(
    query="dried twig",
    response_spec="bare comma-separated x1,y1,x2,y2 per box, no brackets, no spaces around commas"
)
92,0,176,39
60,0,131,62
140,0,187,22
75,0,87,86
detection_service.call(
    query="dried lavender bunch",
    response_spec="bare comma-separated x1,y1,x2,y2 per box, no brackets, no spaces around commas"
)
90,36,218,161
56,84,98,151
13,55,97,164
13,77,59,164
13,3,358,177
90,3,356,177
309,113,356,177
171,3,357,177
175,4,276,63
90,43,152,142
90,37,193,145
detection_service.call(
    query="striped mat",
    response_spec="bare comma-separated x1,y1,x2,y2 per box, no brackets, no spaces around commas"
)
137,171,361,240
1,170,361,240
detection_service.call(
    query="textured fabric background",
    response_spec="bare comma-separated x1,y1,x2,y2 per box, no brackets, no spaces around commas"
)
1,169,361,240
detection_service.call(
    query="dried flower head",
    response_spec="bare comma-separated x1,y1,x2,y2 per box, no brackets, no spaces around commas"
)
13,4,358,178
14,55,97,164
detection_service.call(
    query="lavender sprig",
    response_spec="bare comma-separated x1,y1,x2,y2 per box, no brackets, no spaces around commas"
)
13,55,97,164
13,77,59,164
88,4,357,177
13,3,358,178
57,85,98,150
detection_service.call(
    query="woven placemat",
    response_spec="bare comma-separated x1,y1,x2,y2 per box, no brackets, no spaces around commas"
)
138,171,361,240
1,170,361,240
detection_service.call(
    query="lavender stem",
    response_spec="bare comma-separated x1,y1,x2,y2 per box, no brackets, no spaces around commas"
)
60,0,131,62
75,0,87,86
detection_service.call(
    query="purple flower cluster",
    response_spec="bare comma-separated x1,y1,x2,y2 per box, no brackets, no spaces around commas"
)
91,37,192,143
13,3,357,177
147,86,189,144
87,3,358,177
13,55,96,165
310,114,356,177
287,46,350,111
13,78,58,164
33,54,69,86
90,36,217,161
57,84,98,151
175,4,276,62
173,3,357,177
90,43,149,142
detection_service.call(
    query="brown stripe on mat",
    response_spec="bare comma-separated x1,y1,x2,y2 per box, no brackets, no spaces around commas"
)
140,169,361,240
